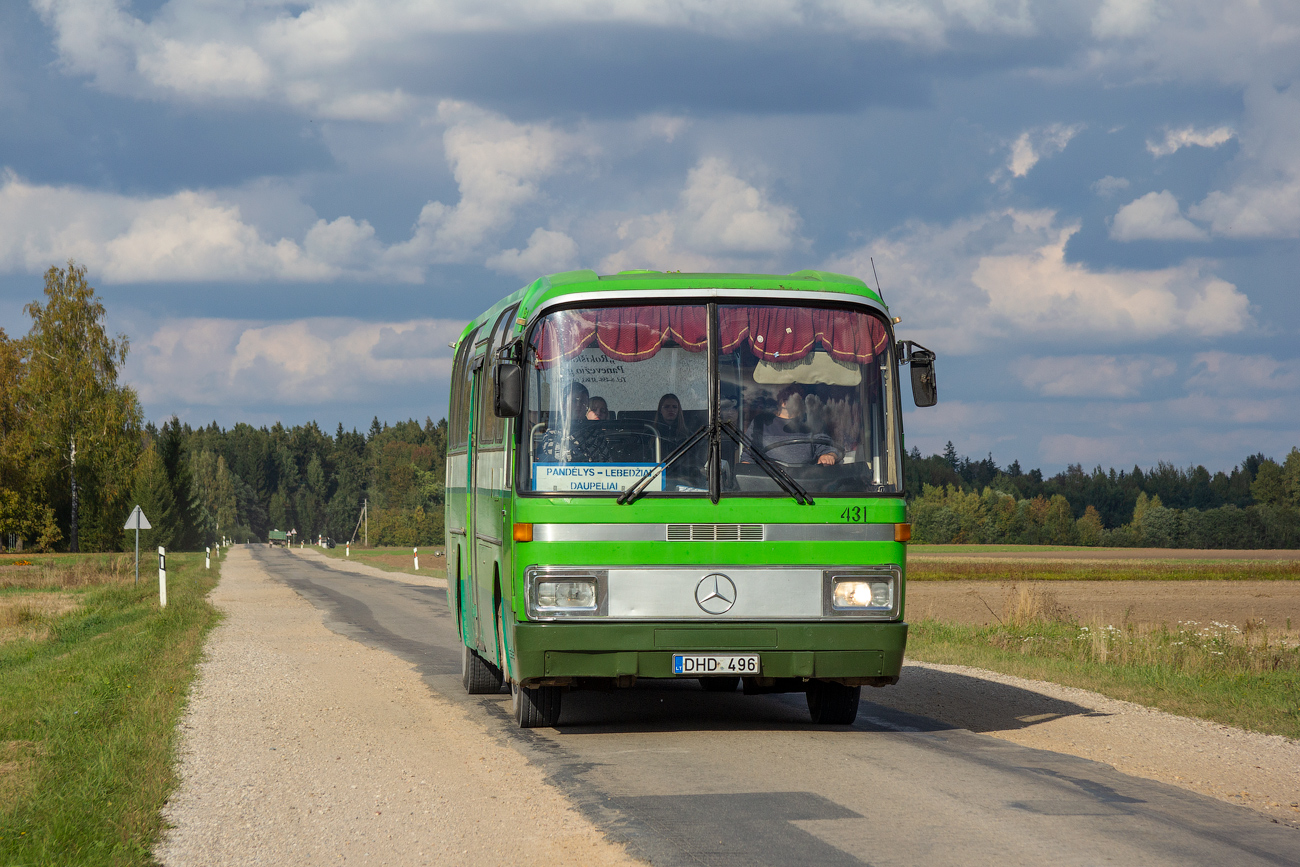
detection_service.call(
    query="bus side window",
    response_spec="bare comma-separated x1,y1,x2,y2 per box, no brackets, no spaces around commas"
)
477,305,517,446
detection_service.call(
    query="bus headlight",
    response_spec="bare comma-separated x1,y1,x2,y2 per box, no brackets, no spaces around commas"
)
538,580,597,610
833,580,892,609
526,568,608,618
824,568,900,618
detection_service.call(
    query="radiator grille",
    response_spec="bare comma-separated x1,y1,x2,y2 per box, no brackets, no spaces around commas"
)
666,524,764,542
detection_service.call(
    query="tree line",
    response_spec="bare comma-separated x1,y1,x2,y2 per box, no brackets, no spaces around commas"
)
2,263,1296,552
1,263,447,553
906,442,1300,547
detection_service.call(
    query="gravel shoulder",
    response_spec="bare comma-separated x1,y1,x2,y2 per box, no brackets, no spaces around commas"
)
881,661,1300,827
155,546,636,866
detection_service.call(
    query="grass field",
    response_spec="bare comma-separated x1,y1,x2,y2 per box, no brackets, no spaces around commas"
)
908,612,1300,740
905,541,1300,740
908,557,1300,582
0,550,222,866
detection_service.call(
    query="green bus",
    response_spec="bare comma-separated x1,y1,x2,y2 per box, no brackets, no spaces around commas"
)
445,269,937,727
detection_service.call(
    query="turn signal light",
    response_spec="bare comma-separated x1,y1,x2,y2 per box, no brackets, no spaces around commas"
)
513,523,533,542
895,523,912,542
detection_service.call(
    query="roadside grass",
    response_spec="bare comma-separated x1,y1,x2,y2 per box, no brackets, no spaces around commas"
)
316,544,446,579
0,551,221,866
907,586,1300,740
908,558,1300,582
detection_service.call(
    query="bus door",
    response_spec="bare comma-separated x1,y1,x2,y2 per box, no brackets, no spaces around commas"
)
466,354,486,652
447,325,480,646
470,306,516,667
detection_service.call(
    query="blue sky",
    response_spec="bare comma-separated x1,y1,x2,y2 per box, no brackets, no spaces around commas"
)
1,0,1297,474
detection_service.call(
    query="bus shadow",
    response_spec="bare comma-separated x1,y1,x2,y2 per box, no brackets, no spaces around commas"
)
547,668,1107,736
865,663,1114,735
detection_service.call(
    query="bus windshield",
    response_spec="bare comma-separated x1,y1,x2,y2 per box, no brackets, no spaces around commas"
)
521,302,901,496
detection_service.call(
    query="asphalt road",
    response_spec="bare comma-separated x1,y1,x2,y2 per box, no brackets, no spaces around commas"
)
251,547,1300,867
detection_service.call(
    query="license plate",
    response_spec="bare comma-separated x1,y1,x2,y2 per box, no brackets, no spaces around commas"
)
672,653,760,675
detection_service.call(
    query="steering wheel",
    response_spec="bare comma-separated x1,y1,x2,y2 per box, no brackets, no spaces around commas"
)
751,435,844,467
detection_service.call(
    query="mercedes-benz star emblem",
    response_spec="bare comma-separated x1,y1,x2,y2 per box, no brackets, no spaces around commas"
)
695,573,737,615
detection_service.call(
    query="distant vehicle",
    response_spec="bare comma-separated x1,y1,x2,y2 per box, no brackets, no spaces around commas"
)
268,529,288,548
446,269,938,728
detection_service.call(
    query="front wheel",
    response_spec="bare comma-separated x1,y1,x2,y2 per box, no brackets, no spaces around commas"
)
806,680,861,725
512,681,562,728
462,643,502,695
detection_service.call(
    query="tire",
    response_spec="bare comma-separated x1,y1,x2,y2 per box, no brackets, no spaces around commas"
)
462,643,502,695
512,680,562,728
699,676,741,693
806,680,861,725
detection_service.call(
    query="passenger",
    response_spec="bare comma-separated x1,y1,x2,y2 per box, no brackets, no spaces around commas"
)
654,393,689,442
743,385,838,465
536,383,611,463
587,396,609,421
655,393,706,480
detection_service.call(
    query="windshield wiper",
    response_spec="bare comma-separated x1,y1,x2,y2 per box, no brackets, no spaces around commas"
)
719,420,814,506
616,424,712,505
617,420,814,506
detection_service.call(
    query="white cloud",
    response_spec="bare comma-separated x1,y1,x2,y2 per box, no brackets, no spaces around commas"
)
997,123,1083,181
0,170,338,282
127,316,464,408
825,209,1252,352
486,228,579,277
1086,1,1300,87
599,157,802,273
1091,0,1159,39
1110,190,1208,241
1092,176,1130,197
383,101,589,269
1187,84,1300,238
0,99,583,282
1016,354,1176,398
1185,352,1300,394
1146,125,1236,157
32,0,1032,114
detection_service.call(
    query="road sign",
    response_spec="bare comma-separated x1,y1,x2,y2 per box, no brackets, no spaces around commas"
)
123,505,152,530
125,505,151,586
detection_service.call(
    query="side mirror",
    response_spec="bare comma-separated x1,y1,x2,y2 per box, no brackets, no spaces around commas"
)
898,340,937,407
494,362,523,417
910,350,937,407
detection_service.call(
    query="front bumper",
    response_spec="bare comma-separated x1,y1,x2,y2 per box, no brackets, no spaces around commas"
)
509,620,907,684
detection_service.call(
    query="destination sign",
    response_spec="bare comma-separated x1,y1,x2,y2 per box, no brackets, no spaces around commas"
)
532,463,662,493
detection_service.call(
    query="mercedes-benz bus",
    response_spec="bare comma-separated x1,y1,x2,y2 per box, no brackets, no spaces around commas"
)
445,269,937,727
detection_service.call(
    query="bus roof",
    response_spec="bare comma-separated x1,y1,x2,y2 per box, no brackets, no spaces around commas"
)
454,269,886,348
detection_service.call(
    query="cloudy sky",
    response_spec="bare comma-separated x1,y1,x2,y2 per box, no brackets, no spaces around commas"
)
1,0,1297,474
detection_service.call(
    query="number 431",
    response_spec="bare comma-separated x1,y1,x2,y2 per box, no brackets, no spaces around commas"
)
839,505,866,523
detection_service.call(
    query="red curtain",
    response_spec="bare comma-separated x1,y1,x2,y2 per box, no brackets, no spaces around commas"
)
533,305,887,367
596,306,707,361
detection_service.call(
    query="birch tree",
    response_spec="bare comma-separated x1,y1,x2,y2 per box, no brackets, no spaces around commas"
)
20,262,143,551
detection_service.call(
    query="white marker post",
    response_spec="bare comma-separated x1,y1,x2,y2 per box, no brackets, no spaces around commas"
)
123,506,151,586
413,547,419,570
205,546,211,569
346,541,350,558
158,546,167,608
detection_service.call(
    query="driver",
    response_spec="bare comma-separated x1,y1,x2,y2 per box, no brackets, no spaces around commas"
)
743,385,838,466
536,382,611,463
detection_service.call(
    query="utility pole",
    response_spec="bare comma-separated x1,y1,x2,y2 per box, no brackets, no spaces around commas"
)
364,498,368,547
